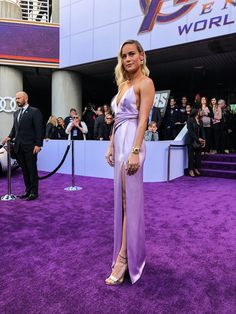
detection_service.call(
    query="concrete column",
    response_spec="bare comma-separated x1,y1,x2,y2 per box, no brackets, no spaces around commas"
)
0,66,23,141
0,1,23,142
52,71,82,118
51,0,59,23
0,0,22,18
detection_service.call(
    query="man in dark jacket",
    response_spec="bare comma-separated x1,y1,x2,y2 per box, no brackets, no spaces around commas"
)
162,98,181,140
3,91,44,200
94,106,105,140
64,108,77,128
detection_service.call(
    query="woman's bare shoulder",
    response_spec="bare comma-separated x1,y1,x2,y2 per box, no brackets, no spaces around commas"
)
140,76,154,87
138,76,155,94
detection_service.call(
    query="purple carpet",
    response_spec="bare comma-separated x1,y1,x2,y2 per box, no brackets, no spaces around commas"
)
201,153,236,179
0,171,236,313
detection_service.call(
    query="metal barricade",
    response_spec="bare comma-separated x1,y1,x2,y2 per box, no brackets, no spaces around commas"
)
1,141,17,201
167,144,186,182
64,140,82,192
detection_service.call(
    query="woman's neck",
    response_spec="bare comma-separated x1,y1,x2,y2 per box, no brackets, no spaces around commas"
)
127,70,144,85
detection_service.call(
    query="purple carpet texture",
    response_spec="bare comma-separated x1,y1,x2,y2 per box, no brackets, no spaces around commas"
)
0,170,235,314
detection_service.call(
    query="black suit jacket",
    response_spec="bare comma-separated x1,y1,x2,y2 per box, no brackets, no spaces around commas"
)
64,116,72,128
9,106,44,153
151,107,162,129
185,117,205,145
94,115,105,139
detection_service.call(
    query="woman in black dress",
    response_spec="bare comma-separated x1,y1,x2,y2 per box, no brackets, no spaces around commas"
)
45,115,58,140
185,109,205,177
56,117,67,139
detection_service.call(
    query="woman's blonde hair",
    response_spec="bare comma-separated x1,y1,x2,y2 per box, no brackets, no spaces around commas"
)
115,39,150,87
47,115,57,126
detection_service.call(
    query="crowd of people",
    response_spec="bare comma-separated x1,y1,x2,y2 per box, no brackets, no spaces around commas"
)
45,94,236,155
161,95,236,153
45,105,115,142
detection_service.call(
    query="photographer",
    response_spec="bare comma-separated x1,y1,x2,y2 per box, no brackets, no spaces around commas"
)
65,115,88,140
185,109,205,177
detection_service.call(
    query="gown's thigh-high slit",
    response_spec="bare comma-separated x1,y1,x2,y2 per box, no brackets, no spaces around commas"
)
112,86,146,284
119,165,127,258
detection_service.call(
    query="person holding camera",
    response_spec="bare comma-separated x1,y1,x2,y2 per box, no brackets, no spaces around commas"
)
185,109,205,177
65,115,88,140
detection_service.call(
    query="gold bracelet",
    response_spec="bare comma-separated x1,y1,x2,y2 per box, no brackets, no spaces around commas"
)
131,147,140,154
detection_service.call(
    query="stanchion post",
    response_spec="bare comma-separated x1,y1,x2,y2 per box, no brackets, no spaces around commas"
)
64,140,82,191
1,141,17,201
72,138,75,187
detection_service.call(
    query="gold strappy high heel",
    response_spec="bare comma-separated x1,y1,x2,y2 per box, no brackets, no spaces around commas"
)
105,255,128,286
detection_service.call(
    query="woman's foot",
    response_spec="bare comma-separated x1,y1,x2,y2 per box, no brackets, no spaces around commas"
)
188,170,195,177
105,255,127,285
194,169,200,176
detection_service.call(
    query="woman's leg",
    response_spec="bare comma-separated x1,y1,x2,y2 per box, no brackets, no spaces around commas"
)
119,168,127,258
204,127,211,153
195,150,201,170
106,167,127,283
214,123,221,152
187,144,194,171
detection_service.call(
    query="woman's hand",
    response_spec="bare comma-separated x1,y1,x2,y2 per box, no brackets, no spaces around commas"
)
33,146,41,154
126,153,140,176
105,146,114,167
199,138,205,147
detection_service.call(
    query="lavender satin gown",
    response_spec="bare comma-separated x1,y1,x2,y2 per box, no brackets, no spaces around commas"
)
111,85,146,284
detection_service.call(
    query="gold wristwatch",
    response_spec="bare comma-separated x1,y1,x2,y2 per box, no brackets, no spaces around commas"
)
131,147,140,154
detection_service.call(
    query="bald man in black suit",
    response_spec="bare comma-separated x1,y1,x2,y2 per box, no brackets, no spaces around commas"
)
3,92,44,200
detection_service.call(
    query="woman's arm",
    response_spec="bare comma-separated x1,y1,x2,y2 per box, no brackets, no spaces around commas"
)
126,78,155,175
65,122,73,134
132,78,155,148
105,125,115,167
187,119,199,142
214,107,222,121
80,121,88,134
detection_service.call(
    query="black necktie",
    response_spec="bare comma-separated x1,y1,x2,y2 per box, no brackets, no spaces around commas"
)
18,109,24,123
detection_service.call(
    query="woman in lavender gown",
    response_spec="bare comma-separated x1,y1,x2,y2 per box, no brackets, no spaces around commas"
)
105,40,155,285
